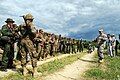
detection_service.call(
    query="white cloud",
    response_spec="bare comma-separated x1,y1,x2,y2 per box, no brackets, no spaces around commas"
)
0,0,120,37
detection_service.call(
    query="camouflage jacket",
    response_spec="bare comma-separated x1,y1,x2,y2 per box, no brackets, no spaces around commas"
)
18,24,36,40
1,24,17,37
1,24,18,43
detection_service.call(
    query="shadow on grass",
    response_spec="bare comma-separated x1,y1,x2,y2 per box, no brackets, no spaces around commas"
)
79,59,98,63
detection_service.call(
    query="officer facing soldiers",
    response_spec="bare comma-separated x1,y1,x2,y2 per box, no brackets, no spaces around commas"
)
0,18,17,71
18,13,39,76
96,29,107,63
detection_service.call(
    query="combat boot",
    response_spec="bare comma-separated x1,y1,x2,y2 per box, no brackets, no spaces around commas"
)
13,59,17,68
32,67,42,77
22,66,28,76
99,59,104,63
0,66,7,72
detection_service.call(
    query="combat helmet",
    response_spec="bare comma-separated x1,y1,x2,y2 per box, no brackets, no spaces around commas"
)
24,13,34,20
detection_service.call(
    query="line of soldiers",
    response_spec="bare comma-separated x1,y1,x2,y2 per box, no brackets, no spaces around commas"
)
34,30,84,61
0,13,85,77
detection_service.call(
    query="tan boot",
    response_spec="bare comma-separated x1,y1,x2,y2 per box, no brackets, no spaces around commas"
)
22,67,28,76
13,59,17,68
32,67,42,77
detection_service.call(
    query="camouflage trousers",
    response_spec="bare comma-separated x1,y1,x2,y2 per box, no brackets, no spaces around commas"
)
97,45,104,60
44,45,50,58
50,45,58,56
36,43,44,60
66,45,71,53
1,43,14,68
72,45,76,53
20,38,38,68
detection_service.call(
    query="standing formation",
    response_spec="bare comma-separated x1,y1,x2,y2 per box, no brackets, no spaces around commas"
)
0,13,86,77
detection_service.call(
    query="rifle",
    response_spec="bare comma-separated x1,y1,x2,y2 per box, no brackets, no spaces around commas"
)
20,15,27,26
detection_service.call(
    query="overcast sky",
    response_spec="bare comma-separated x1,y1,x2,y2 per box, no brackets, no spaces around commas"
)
0,0,120,39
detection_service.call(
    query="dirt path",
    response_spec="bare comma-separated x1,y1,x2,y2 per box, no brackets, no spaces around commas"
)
0,53,76,77
42,51,96,80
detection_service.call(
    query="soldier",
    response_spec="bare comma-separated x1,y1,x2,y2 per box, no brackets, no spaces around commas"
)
107,34,113,57
72,39,76,54
18,13,38,76
44,33,50,59
34,29,44,61
111,34,116,57
96,29,107,63
0,18,18,71
88,44,93,54
49,34,55,56
80,39,84,52
63,37,67,54
66,38,71,54
58,35,61,53
59,37,64,53
76,40,80,52
54,35,59,54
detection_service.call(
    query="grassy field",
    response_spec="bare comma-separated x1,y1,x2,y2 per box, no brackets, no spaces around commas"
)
0,51,85,80
84,53,120,80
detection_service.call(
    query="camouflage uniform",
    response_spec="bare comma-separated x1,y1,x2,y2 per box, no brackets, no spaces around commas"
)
59,37,64,53
58,35,62,53
54,35,59,54
18,14,38,76
66,38,71,54
72,39,76,54
49,34,55,56
1,18,17,70
97,29,107,62
44,34,50,59
80,39,84,52
34,29,44,60
63,37,67,54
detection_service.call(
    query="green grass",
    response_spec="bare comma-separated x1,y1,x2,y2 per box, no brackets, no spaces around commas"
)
84,55,120,80
1,73,35,80
0,51,85,80
85,68,105,79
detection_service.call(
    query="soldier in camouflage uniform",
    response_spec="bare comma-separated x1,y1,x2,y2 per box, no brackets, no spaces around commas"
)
80,39,84,52
63,37,67,54
58,35,61,53
18,14,38,76
72,39,76,54
96,29,107,63
59,37,64,53
49,34,55,56
0,18,18,71
66,38,71,54
43,33,50,59
54,35,59,54
34,29,44,61
77,40,80,52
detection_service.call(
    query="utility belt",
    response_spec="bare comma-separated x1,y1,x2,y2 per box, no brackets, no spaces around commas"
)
0,36,14,43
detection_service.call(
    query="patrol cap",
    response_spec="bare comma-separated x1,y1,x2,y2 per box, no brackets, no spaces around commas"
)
111,34,115,37
112,34,115,36
5,18,15,23
98,29,103,32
